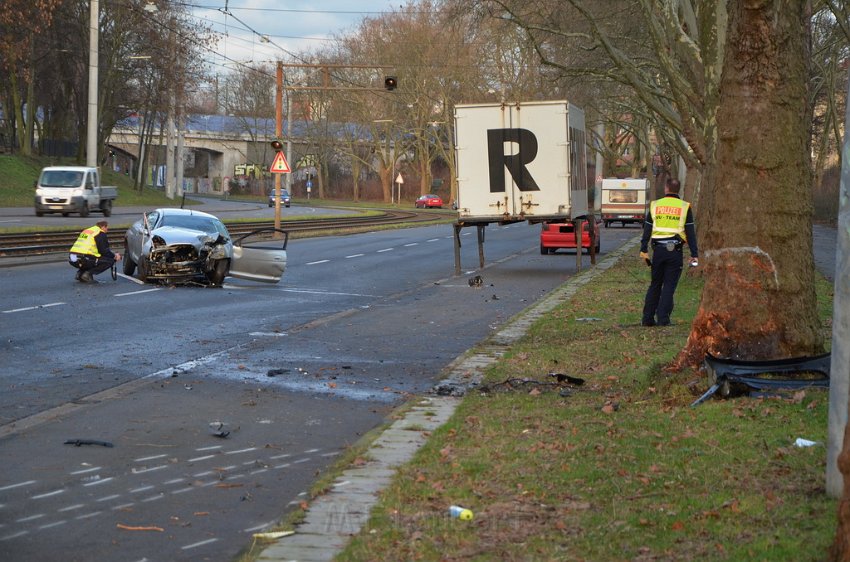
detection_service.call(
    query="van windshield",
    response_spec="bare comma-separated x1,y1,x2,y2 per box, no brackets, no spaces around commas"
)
40,171,84,188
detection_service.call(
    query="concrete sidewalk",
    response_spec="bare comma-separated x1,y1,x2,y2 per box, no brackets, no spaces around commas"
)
256,237,639,562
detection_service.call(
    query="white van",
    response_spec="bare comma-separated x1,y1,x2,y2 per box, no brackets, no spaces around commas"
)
600,178,649,227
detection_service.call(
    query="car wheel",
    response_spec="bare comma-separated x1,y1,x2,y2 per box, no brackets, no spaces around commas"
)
137,256,149,283
207,259,228,286
62,212,69,217
102,200,112,217
286,203,290,208
268,202,273,207
123,250,136,276
36,210,44,217
540,244,548,255
79,203,90,218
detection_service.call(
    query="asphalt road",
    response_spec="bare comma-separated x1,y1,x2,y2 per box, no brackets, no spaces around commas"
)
0,212,639,561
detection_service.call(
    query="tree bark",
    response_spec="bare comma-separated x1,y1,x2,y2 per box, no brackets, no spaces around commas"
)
676,0,823,366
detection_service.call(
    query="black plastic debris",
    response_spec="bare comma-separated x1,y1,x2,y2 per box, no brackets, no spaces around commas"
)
468,275,483,288
64,439,114,447
267,368,290,377
548,373,585,385
691,352,831,407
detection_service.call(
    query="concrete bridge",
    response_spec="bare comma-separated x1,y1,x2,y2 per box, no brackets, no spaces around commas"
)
106,114,311,194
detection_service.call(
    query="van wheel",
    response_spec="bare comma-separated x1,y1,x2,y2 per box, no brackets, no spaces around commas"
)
80,203,90,218
102,200,112,217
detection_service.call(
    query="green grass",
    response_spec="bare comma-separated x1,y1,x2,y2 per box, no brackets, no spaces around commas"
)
334,254,836,561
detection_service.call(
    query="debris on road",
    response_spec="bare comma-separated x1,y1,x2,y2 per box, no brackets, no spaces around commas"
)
64,438,114,447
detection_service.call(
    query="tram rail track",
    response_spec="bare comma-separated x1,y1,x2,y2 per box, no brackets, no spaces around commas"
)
0,210,442,258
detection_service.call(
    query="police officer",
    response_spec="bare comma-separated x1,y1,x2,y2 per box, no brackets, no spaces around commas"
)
69,220,121,283
639,179,698,326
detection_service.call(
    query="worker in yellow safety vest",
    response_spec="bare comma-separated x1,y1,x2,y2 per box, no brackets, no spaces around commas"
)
69,221,121,283
638,179,699,326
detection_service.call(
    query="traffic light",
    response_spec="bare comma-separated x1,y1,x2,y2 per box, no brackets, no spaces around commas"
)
384,76,397,91
270,139,284,151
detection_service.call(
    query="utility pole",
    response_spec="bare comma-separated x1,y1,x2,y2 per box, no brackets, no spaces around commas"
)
86,0,99,167
274,61,283,231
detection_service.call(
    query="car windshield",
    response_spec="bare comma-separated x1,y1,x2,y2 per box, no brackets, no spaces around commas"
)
40,170,83,187
160,214,228,237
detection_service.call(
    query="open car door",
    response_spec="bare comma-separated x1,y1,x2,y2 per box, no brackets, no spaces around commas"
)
228,228,288,283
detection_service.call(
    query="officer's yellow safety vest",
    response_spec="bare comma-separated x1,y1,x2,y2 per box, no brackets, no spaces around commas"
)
70,226,102,257
650,197,689,241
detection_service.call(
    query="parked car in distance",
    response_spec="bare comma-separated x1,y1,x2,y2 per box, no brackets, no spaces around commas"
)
123,208,288,286
268,189,291,207
540,217,601,255
414,194,443,209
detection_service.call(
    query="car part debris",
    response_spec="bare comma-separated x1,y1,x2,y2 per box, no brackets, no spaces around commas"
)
691,352,830,407
210,421,230,438
64,439,114,447
267,368,290,377
117,523,164,532
468,275,483,287
253,530,294,540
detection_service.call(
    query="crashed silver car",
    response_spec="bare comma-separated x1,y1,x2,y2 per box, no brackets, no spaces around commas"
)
122,208,288,286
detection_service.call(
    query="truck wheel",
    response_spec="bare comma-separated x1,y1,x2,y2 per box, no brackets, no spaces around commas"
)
207,259,229,286
123,251,136,276
80,203,90,218
102,200,112,217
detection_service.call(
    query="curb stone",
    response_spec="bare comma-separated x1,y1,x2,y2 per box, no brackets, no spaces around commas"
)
257,236,641,562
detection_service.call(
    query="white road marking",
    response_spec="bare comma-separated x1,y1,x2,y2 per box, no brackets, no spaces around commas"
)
70,467,100,475
426,238,440,242
377,247,393,252
75,511,101,520
188,455,217,462
131,465,166,475
248,332,287,337
2,302,64,314
16,514,45,523
163,478,185,485
0,219,21,223
31,489,64,500
141,494,164,503
225,447,257,455
0,530,28,540
129,485,154,494
114,288,161,297
0,480,36,492
181,538,219,550
345,253,364,258
171,487,195,495
269,453,291,460
111,503,135,511
83,477,113,487
134,454,167,462
404,243,418,247
116,273,144,284
306,259,330,265
303,448,320,454
39,521,67,530
58,504,85,513
196,446,222,452
96,494,121,503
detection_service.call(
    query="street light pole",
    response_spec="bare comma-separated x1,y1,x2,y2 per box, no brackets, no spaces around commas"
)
86,0,99,168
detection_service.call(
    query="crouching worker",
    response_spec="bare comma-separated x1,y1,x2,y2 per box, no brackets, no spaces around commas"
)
69,220,121,283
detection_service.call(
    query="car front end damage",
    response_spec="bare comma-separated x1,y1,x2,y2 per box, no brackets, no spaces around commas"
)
144,233,230,282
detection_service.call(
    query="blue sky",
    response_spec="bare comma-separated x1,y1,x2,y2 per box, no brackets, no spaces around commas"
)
190,1,401,69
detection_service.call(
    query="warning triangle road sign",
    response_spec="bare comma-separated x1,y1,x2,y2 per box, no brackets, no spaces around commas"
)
270,151,291,173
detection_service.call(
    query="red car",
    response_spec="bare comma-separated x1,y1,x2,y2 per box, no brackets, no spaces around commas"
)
540,218,601,254
414,194,443,209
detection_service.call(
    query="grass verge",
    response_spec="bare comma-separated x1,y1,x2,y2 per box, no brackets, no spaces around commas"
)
335,252,835,561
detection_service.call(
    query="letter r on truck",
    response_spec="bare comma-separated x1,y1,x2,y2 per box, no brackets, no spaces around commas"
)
486,128,541,193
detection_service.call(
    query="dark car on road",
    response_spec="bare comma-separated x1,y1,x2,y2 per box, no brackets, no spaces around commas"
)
268,189,291,207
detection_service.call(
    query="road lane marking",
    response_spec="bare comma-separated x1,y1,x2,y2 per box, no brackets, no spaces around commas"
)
75,511,101,520
0,480,36,492
31,489,64,500
188,455,217,462
38,521,67,530
83,477,113,487
16,514,45,523
182,538,219,550
2,303,64,314
58,504,84,513
96,494,121,503
280,288,377,297
134,454,167,462
114,288,161,297
116,272,143,284
195,446,222,452
70,467,100,475
426,238,440,242
377,248,393,252
131,465,166,475
404,243,418,247
345,253,364,258
0,530,28,540
129,485,154,494
224,447,257,455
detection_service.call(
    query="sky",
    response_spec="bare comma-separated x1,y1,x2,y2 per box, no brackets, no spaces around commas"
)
188,1,402,72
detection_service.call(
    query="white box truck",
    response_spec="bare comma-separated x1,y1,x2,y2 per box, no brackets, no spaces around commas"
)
454,100,588,223
600,178,649,227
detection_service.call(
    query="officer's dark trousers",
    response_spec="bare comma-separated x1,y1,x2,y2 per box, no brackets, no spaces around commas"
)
72,254,114,275
642,244,683,325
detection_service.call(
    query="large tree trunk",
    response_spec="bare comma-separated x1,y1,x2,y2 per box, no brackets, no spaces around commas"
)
676,0,822,366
